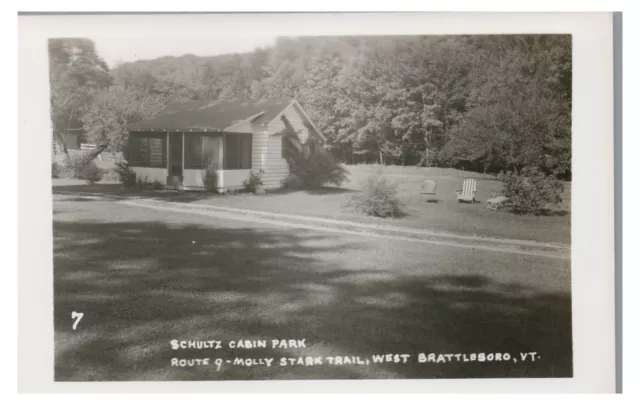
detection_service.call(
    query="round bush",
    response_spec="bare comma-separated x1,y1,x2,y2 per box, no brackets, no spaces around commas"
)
51,161,60,178
201,158,219,192
114,159,137,188
350,174,405,218
243,169,264,193
83,162,103,184
498,166,564,215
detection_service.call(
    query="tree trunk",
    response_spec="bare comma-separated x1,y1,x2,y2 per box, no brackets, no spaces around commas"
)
86,143,109,161
54,131,69,156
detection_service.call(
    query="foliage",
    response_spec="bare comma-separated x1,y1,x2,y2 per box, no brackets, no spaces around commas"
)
52,161,60,178
417,149,447,168
242,169,264,193
114,159,137,188
443,36,571,175
136,176,149,190
498,167,565,215
48,39,112,143
50,35,572,177
282,173,304,189
285,145,349,189
101,168,120,183
83,162,103,184
201,158,220,192
130,176,164,191
349,173,405,218
64,151,95,179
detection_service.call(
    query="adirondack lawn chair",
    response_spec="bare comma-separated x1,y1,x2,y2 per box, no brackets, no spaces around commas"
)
456,178,477,203
420,180,437,203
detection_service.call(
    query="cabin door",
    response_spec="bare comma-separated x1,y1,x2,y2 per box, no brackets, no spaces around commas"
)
169,133,183,178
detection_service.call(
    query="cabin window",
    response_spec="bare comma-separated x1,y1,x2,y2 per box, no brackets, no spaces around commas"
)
184,134,222,169
128,133,166,167
224,134,252,170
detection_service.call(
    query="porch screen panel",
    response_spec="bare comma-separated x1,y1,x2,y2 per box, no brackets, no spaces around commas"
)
184,135,203,169
128,132,165,167
184,134,222,169
148,137,164,166
203,136,222,168
225,134,252,170
128,135,148,165
242,134,252,169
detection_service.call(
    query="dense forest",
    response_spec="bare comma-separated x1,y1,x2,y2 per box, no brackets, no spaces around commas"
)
49,35,572,176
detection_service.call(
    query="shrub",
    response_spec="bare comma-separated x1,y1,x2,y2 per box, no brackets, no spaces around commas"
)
243,169,264,193
152,180,163,190
101,168,120,182
136,176,149,190
114,159,137,188
498,166,565,215
65,151,94,179
417,149,439,167
282,173,304,189
286,146,349,189
349,174,405,218
83,162,103,184
201,158,220,192
52,161,60,178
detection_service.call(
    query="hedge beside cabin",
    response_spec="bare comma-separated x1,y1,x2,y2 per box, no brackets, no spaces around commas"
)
124,99,325,192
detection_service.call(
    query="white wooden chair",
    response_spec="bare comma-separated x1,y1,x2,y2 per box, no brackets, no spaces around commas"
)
420,180,437,203
456,178,477,203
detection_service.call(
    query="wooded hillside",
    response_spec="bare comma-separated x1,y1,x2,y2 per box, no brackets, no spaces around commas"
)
49,35,571,176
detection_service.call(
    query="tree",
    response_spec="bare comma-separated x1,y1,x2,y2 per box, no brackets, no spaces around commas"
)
48,38,113,153
445,35,571,175
82,85,170,153
99,34,571,175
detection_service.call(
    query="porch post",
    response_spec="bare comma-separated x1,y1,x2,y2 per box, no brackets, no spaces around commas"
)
219,133,225,169
164,132,169,186
219,133,225,189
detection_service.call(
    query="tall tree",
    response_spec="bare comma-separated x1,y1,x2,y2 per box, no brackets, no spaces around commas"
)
48,38,112,152
100,34,571,174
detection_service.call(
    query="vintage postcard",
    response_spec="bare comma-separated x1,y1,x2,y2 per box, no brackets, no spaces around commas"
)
18,12,616,393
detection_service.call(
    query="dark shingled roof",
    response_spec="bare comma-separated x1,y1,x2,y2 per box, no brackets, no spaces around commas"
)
125,98,292,132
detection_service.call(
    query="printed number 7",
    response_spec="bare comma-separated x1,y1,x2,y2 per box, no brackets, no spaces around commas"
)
71,311,84,330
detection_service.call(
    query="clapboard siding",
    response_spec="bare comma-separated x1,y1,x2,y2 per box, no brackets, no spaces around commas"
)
267,103,311,144
251,123,268,171
259,103,316,189
233,104,315,189
261,134,289,188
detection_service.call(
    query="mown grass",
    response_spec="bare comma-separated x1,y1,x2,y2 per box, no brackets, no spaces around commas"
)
52,164,571,244
53,198,571,381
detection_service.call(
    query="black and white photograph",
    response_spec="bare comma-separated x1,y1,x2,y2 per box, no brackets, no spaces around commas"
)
16,11,617,392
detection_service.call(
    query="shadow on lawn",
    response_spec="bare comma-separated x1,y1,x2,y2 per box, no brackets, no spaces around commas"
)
506,208,571,217
53,183,357,203
53,184,211,203
53,220,572,382
259,186,356,196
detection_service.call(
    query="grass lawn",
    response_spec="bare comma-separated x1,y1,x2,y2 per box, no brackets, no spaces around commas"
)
53,165,571,244
53,196,571,381
219,165,571,244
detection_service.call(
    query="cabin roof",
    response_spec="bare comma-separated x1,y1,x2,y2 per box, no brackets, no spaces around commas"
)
125,98,293,132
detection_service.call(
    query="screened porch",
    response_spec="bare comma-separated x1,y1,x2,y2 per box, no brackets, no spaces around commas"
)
127,131,253,190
